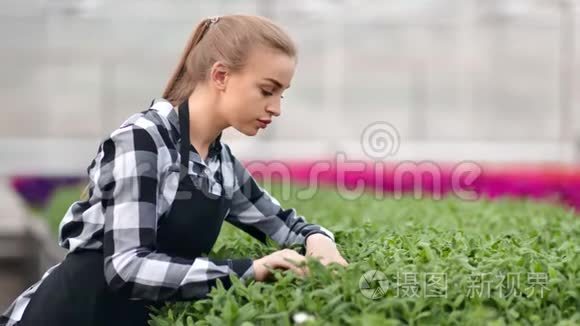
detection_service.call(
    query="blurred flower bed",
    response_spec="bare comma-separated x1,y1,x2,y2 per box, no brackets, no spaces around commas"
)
10,176,85,209
9,162,580,235
246,161,580,214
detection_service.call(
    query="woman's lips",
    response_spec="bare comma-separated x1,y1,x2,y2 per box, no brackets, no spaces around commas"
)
257,119,271,128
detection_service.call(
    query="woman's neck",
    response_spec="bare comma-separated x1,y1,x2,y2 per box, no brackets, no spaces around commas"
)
185,87,227,158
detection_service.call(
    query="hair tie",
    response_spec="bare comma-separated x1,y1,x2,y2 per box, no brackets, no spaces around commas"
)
208,16,220,25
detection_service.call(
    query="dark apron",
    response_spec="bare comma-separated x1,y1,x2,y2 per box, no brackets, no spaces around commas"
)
18,100,232,326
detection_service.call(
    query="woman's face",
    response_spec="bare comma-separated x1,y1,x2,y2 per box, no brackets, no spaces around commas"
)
217,47,296,136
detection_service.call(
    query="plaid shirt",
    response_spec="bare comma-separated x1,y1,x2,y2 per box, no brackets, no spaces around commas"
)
1,98,334,326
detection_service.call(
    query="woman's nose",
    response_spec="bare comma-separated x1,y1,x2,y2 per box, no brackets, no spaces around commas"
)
266,102,281,117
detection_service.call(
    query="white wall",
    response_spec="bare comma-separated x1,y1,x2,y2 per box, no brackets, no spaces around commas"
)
0,0,578,170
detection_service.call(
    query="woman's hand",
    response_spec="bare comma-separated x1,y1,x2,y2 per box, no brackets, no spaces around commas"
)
305,234,349,267
252,249,309,281
251,235,349,282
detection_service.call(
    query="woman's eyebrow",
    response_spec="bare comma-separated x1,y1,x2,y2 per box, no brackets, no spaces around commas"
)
263,77,290,89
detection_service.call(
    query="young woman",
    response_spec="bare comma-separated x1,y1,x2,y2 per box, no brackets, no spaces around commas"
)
0,14,347,326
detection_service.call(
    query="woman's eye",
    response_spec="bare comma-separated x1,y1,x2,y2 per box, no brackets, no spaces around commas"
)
261,89,284,99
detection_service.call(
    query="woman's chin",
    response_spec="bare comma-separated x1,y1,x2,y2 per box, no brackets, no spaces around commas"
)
234,125,260,136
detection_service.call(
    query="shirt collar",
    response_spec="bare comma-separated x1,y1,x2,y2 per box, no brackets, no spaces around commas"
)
208,131,223,157
152,98,223,161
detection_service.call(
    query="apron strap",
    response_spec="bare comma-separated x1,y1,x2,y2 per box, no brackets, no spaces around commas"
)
177,99,226,196
178,100,191,181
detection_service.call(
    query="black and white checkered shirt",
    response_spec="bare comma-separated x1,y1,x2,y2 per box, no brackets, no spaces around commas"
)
0,98,334,326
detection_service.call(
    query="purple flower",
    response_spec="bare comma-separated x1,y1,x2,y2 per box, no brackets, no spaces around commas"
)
11,176,84,208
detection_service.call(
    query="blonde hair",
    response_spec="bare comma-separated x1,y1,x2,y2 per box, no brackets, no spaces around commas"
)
162,14,297,106
80,183,90,201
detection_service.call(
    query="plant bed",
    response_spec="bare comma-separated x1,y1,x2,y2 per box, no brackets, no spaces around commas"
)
35,181,580,325
147,182,579,326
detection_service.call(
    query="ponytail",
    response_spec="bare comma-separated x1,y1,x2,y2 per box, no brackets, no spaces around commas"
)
162,17,218,106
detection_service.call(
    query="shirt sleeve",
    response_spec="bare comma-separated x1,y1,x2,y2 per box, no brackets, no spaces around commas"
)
97,125,253,301
223,144,335,250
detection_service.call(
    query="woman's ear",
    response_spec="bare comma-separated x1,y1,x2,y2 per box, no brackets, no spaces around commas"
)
210,61,229,91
